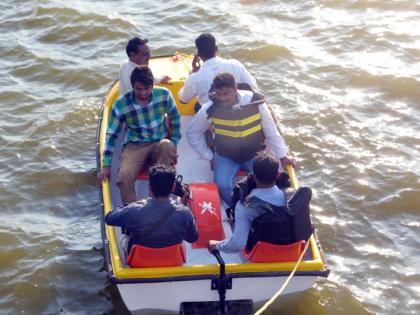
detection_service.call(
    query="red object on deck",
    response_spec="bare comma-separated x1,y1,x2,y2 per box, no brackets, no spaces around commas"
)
243,240,306,263
189,183,225,248
236,169,247,176
126,243,186,268
137,168,150,180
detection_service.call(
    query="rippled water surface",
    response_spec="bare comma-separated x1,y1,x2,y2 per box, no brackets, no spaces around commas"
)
1,0,419,314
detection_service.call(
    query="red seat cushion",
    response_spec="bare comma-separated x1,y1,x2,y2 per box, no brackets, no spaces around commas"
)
243,240,306,263
126,243,186,268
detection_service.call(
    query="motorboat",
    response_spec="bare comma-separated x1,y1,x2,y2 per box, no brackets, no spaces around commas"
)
96,54,329,314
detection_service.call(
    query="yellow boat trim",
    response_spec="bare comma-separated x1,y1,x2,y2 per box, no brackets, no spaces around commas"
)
214,124,262,138
99,68,327,280
211,113,261,127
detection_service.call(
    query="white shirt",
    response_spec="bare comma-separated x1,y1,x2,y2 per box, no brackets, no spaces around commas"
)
119,60,138,96
186,90,288,161
178,57,257,105
118,60,169,96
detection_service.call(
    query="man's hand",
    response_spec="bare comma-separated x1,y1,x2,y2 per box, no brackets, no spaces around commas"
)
96,166,111,187
280,155,297,170
180,183,191,205
207,240,219,253
192,55,201,73
159,75,172,84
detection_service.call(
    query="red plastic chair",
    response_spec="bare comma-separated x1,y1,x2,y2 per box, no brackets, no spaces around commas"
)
243,240,306,263
126,243,186,268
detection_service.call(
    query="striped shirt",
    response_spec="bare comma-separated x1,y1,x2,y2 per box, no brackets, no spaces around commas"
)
102,86,181,167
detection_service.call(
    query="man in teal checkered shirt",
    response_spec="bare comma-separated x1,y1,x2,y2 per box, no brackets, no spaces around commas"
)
97,66,181,204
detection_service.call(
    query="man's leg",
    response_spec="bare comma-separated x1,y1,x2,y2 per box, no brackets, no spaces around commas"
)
117,142,155,204
242,157,254,174
214,153,241,207
151,139,178,167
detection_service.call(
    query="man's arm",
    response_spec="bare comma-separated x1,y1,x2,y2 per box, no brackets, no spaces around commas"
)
184,210,199,244
102,104,124,167
166,92,181,145
186,104,213,160
259,103,288,159
178,74,197,104
119,63,132,97
214,203,258,253
105,204,134,228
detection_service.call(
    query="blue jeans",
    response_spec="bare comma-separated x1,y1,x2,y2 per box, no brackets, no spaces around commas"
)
214,153,253,207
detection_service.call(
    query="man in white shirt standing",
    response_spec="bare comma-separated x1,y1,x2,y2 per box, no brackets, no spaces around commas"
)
178,33,257,107
186,72,295,207
119,37,171,96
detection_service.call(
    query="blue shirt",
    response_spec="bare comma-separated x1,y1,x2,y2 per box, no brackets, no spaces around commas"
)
216,186,287,253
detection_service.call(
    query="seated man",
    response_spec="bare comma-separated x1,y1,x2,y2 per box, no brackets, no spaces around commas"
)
119,37,171,96
97,66,180,204
186,71,295,206
208,153,286,253
178,33,257,107
105,165,199,255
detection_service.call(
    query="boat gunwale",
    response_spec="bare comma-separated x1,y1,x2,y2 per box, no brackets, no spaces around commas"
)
108,268,330,285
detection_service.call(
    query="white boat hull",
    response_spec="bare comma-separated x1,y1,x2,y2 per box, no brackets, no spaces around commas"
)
118,276,316,313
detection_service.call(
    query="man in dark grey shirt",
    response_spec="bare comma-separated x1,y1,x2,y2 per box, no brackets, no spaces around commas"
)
105,165,199,254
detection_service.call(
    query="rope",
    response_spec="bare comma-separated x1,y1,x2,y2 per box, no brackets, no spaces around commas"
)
253,235,313,315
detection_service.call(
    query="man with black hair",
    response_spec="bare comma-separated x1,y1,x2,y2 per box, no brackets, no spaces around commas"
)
178,33,257,106
208,152,286,253
105,164,198,255
119,37,171,96
97,66,181,204
187,72,295,207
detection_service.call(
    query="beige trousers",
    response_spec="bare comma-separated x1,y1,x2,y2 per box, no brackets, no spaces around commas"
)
116,139,177,204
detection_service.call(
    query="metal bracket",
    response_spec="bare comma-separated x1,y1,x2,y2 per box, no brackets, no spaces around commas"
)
211,277,232,290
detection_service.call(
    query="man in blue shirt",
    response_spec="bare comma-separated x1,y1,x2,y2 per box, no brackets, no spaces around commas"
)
208,152,287,253
105,164,199,255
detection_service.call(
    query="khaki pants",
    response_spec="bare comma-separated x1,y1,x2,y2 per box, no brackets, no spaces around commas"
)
116,139,177,204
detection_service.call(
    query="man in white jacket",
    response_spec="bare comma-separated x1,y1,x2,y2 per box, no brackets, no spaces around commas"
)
186,72,295,206
178,33,257,107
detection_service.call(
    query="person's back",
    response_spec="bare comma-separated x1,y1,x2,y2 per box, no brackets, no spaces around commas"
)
105,165,198,254
208,153,287,254
179,33,257,105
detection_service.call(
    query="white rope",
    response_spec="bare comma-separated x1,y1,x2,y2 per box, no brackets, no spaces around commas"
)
253,235,312,315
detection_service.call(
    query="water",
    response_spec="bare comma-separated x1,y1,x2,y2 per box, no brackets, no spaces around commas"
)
1,0,419,314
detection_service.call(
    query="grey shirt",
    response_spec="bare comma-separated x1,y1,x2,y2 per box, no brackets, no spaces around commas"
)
216,186,287,253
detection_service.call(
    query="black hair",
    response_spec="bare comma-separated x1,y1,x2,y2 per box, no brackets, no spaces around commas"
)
195,33,217,59
126,37,149,57
149,164,176,198
253,152,279,185
212,72,236,89
130,65,154,88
